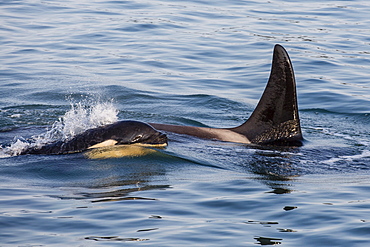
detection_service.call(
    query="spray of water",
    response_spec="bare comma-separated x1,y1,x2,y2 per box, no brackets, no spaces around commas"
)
1,99,118,157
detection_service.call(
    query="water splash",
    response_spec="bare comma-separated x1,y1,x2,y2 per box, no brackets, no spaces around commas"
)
46,100,118,142
1,100,118,157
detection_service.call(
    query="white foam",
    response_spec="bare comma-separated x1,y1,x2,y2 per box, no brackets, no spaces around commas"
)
2,100,119,157
321,149,370,165
0,139,27,157
47,100,118,141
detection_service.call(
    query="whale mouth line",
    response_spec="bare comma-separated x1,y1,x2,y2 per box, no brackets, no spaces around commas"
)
129,133,168,146
130,143,168,148
126,143,168,148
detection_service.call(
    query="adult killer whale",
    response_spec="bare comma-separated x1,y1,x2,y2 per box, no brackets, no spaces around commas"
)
20,44,302,155
150,44,303,146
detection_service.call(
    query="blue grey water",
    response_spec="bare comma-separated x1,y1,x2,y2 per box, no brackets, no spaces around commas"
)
1,0,370,246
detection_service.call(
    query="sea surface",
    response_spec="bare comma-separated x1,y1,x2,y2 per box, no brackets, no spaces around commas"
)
1,0,370,246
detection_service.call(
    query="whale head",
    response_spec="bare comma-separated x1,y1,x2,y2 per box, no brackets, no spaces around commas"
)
107,120,168,146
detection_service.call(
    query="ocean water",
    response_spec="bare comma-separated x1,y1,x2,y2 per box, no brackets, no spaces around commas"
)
1,0,370,246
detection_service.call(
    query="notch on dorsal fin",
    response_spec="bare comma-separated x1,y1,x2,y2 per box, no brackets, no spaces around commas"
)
231,44,303,146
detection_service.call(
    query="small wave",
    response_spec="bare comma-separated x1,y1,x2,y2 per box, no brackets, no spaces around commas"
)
321,149,370,165
1,100,118,157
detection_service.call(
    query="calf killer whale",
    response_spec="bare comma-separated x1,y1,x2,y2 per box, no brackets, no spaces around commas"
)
20,44,302,155
21,121,168,155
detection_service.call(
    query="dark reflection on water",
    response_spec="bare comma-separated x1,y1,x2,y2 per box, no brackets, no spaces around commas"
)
254,236,283,245
81,184,170,203
267,188,292,194
85,236,149,242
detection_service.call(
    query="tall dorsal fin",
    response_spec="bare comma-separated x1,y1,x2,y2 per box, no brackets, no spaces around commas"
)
231,44,303,146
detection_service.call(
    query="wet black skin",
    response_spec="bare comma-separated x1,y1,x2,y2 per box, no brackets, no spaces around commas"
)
21,44,303,155
21,121,167,155
151,44,303,146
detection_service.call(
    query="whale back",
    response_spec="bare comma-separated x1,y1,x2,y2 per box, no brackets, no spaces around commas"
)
231,44,303,146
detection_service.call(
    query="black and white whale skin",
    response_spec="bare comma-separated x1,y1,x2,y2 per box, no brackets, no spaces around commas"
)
21,121,168,155
150,44,303,146
21,44,302,155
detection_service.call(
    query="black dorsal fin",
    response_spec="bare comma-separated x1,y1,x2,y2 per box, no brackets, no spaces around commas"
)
231,44,303,146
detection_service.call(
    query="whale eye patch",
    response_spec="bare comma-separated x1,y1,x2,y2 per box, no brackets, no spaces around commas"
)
132,135,143,143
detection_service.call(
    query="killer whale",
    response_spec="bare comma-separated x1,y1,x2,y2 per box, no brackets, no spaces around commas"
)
150,44,303,146
21,120,167,155
20,44,302,155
